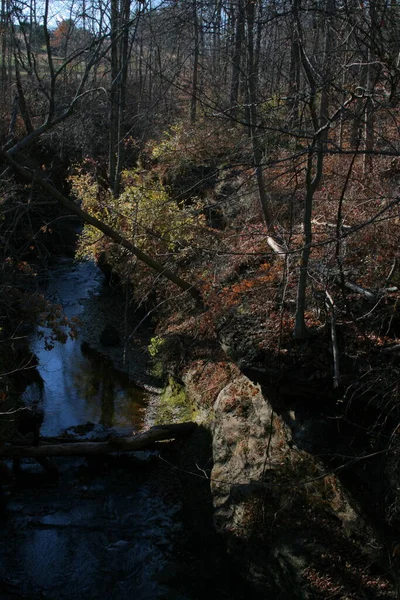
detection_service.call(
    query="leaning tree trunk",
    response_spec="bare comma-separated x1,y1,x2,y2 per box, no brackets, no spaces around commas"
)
1,149,203,307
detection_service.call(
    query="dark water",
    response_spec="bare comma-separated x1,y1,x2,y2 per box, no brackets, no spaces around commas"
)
0,258,190,600
28,257,148,436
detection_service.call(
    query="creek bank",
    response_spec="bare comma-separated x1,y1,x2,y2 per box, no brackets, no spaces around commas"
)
78,284,160,392
74,285,261,597
27,253,397,598
79,282,165,427
104,311,386,598
77,282,167,430
62,277,264,598
54,265,398,597
1,257,257,600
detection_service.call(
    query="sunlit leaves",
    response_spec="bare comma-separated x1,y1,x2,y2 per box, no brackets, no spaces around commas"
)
70,162,205,263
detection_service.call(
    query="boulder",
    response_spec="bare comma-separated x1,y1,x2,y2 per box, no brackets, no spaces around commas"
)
210,373,390,598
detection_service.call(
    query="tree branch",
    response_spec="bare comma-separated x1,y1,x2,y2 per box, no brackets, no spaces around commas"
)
0,150,203,307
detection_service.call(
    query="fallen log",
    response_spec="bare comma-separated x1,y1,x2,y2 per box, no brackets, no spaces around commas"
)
341,280,376,300
267,236,287,258
2,422,196,458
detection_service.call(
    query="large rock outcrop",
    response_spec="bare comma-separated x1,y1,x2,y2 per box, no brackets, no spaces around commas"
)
201,370,394,598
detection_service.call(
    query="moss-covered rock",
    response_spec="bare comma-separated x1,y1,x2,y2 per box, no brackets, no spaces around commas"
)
155,377,192,425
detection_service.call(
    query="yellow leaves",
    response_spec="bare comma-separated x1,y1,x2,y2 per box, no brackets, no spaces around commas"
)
150,123,185,162
70,163,203,261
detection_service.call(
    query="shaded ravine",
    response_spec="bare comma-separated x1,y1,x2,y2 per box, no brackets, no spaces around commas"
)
0,258,194,600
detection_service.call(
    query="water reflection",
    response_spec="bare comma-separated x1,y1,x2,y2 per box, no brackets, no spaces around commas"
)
31,258,148,436
77,344,147,429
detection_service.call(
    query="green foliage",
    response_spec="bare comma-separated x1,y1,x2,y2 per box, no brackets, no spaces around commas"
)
148,120,245,169
151,124,187,164
260,95,285,113
148,336,166,378
70,164,204,263
148,336,165,357
119,170,202,251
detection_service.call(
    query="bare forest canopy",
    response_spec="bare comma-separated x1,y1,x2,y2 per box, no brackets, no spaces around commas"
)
1,6,400,597
0,0,399,371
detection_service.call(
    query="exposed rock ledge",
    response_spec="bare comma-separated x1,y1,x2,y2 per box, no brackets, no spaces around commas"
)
183,362,395,599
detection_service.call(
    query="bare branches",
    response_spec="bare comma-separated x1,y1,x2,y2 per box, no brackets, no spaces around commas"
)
325,291,341,389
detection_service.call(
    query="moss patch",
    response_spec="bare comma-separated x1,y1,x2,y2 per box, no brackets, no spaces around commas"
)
155,376,192,425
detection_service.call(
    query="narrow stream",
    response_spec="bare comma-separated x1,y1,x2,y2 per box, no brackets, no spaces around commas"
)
0,258,190,600
30,257,148,436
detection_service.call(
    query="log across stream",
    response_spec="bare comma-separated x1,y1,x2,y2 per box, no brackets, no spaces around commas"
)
3,423,196,458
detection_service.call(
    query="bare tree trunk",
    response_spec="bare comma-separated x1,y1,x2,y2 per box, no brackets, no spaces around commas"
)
351,51,368,148
0,0,7,90
287,0,303,133
109,0,120,192
325,291,341,388
190,0,199,124
212,0,222,80
246,0,275,233
339,39,349,148
288,29,301,129
292,0,335,338
230,0,244,121
1,0,12,102
319,0,334,151
363,47,374,175
294,150,317,338
114,0,134,196
14,56,33,135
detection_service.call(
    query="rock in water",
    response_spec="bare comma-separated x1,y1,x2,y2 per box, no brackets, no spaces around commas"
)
100,325,120,347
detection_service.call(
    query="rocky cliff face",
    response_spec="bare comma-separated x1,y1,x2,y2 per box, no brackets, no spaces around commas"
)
184,363,395,598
